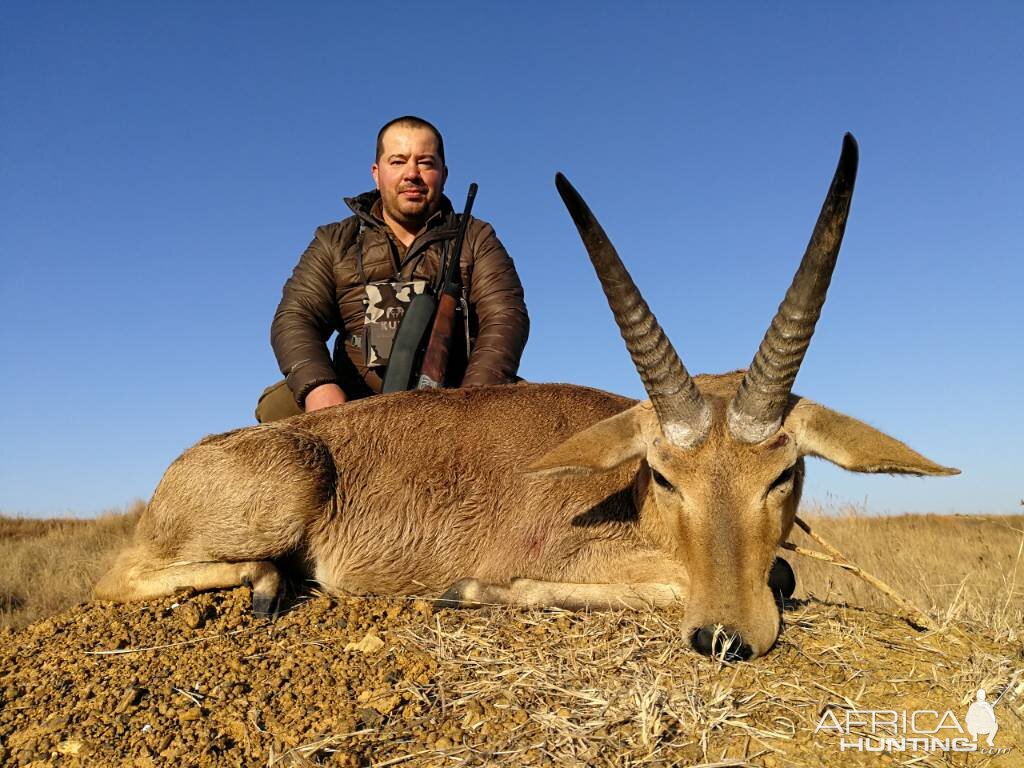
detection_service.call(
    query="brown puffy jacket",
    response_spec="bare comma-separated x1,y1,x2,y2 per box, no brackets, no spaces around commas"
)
272,191,529,406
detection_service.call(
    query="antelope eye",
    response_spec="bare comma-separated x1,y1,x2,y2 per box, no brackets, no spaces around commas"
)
769,465,796,492
651,467,675,491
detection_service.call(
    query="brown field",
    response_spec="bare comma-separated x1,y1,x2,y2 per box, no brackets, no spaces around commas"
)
0,505,140,630
0,506,1022,766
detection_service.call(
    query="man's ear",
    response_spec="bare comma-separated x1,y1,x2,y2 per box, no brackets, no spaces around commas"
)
526,403,654,478
784,398,959,476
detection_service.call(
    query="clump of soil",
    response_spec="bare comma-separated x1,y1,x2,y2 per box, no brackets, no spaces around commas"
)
1,589,1021,767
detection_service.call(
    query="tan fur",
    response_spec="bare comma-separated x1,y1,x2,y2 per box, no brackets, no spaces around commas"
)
95,370,956,658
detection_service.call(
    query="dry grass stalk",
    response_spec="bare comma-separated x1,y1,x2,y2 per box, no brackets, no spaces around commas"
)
785,515,938,631
84,626,257,656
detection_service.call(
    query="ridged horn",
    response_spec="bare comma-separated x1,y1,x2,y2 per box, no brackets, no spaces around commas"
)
728,133,859,443
555,173,710,448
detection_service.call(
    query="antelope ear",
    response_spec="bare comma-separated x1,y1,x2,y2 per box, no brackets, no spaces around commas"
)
526,402,654,477
784,398,959,476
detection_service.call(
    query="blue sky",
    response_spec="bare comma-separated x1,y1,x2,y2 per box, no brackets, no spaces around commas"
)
2,2,1021,517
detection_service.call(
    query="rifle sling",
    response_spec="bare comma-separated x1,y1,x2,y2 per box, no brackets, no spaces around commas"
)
381,292,438,393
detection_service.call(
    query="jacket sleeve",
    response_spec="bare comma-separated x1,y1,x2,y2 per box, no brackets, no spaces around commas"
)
462,221,530,386
271,224,347,406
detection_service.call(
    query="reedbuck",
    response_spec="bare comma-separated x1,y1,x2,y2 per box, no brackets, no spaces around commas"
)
96,134,957,659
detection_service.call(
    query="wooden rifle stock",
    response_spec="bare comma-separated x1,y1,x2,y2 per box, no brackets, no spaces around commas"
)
416,292,458,389
417,183,477,389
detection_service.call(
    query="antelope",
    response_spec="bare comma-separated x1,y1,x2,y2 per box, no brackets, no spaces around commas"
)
96,134,957,659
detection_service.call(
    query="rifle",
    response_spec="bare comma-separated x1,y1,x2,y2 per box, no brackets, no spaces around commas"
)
380,182,477,393
415,182,477,389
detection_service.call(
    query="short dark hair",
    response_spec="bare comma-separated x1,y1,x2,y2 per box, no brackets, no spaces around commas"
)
376,116,445,165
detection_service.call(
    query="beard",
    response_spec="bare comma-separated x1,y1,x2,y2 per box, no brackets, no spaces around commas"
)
380,185,437,230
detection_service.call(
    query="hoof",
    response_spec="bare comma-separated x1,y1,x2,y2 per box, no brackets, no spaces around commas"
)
251,589,281,619
433,578,477,611
769,557,796,601
242,564,284,618
244,575,282,618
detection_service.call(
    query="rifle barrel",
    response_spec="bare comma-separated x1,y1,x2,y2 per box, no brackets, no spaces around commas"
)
417,183,478,389
441,183,477,296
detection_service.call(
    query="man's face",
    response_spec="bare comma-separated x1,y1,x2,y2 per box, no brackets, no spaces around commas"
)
372,125,447,229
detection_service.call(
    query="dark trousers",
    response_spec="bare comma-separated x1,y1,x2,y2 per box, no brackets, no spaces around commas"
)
254,380,303,423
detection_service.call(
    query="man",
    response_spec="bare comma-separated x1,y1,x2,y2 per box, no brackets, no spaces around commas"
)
256,116,529,422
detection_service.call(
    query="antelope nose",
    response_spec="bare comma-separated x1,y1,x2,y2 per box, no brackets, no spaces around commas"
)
691,625,752,661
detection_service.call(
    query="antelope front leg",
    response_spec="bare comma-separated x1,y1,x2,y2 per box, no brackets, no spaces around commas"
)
95,548,284,618
435,578,684,611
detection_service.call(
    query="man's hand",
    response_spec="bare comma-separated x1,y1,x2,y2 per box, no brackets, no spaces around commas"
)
304,383,347,413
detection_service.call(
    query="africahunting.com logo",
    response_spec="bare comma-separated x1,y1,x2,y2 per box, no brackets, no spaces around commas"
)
814,672,1021,755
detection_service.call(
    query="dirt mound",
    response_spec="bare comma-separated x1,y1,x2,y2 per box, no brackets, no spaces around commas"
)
1,589,1021,767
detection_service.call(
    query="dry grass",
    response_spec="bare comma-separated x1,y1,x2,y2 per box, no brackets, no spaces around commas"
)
790,505,1024,644
0,501,140,629
1,505,1022,765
